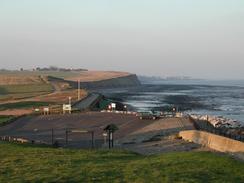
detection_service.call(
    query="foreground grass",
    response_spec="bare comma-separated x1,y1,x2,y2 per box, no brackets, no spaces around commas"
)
0,142,243,183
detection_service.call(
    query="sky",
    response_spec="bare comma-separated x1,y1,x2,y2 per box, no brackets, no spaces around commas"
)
0,0,244,79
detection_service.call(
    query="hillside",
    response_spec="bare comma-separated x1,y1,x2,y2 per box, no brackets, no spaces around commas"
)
72,74,140,89
0,70,140,89
65,71,131,82
0,70,138,115
0,142,243,182
0,75,46,85
48,71,141,89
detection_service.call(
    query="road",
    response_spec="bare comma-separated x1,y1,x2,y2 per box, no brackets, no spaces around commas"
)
72,93,101,111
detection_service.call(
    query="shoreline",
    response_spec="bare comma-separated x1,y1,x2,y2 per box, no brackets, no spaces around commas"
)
98,84,244,126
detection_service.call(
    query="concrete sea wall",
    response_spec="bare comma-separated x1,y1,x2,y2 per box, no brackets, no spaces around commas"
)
179,130,244,153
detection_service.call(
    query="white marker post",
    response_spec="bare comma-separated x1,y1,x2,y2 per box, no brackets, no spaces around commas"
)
103,132,108,145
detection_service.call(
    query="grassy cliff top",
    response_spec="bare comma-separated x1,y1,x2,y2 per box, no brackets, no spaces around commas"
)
0,71,79,85
65,71,131,82
0,70,133,84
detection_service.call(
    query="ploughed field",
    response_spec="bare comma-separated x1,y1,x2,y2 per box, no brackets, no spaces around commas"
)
0,142,243,183
0,112,153,148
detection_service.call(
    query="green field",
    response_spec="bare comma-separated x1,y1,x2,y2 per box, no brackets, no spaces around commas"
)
0,142,243,183
0,92,51,102
0,71,80,79
0,101,51,111
0,84,53,95
0,116,15,125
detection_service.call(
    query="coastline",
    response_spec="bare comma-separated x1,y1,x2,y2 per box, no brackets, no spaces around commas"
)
98,83,244,126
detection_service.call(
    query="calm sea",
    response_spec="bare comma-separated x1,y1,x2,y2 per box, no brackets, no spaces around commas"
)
99,80,244,125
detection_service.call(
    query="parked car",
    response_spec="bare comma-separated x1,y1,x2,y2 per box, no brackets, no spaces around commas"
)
137,111,158,120
161,112,174,118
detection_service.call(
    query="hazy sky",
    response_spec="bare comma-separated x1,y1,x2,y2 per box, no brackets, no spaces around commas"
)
0,0,244,79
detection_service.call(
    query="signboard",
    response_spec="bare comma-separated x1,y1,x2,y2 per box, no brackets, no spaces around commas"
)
43,107,49,112
43,107,50,115
103,133,108,137
63,104,72,114
111,103,116,109
63,104,71,111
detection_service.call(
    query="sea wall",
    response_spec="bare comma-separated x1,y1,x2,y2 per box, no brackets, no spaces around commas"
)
190,114,242,128
179,130,244,153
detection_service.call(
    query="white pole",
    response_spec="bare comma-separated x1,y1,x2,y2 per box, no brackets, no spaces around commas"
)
69,97,71,105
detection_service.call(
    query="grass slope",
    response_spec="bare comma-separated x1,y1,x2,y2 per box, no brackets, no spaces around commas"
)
0,84,53,95
0,116,15,125
0,71,80,80
0,142,243,183
0,101,51,111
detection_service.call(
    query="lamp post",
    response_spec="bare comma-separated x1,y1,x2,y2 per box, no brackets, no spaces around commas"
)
78,79,80,100
124,105,127,111
68,97,71,105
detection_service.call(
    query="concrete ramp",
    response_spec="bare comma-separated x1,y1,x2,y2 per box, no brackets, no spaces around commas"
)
72,93,102,111
132,117,194,136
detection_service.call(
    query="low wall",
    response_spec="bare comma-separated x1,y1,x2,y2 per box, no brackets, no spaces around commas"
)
179,130,244,153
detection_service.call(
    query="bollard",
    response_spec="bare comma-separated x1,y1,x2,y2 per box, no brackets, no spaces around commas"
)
51,129,54,145
91,131,94,149
65,129,68,146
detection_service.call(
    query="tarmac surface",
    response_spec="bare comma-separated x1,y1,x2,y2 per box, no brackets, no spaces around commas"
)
0,112,208,154
0,112,152,148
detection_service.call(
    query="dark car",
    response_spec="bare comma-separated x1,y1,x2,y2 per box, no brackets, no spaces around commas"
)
137,111,158,120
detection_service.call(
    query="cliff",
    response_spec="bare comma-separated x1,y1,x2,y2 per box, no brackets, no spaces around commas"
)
73,74,141,89
49,73,141,90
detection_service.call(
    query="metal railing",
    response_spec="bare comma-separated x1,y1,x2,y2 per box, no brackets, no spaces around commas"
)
0,128,96,148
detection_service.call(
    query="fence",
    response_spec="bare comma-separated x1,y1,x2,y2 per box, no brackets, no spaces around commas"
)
0,128,100,148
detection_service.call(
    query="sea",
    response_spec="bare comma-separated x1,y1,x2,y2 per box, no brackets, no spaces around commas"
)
98,79,244,125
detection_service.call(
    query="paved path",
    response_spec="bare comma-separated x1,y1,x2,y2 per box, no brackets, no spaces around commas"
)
0,113,205,153
0,112,152,148
72,93,101,110
118,117,202,155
